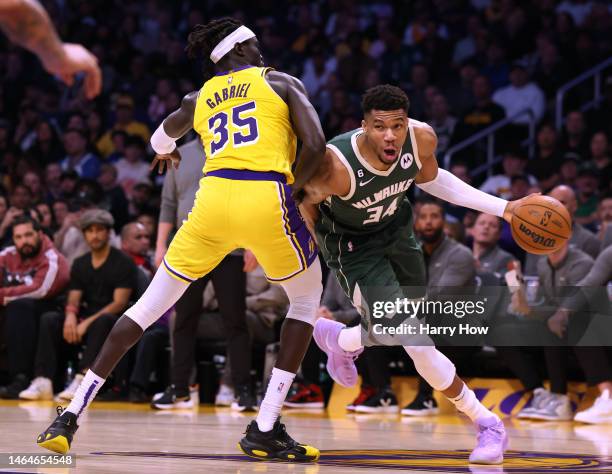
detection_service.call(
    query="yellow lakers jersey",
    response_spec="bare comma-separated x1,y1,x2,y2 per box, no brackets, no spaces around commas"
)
193,66,297,183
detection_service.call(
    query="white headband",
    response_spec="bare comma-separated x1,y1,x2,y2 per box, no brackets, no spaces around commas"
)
210,26,256,64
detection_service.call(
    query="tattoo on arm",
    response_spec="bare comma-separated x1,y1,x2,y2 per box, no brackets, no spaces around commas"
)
0,0,64,66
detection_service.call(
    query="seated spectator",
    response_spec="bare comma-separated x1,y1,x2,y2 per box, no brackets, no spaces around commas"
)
492,60,545,126
471,213,514,274
115,136,151,197
44,163,63,202
428,94,456,155
97,163,130,232
18,209,137,401
527,122,562,193
574,164,600,228
0,216,69,399
450,75,505,166
96,95,151,158
558,152,580,188
60,128,101,180
479,150,537,199
25,120,63,166
35,202,54,235
560,110,590,158
589,131,611,193
22,170,44,204
58,170,79,200
120,222,153,278
596,194,612,250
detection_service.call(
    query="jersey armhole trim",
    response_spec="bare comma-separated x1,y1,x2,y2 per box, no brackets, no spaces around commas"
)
408,124,422,170
327,143,356,201
261,68,289,107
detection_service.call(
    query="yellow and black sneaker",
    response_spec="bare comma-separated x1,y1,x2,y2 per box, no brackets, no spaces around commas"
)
238,418,319,462
37,406,79,454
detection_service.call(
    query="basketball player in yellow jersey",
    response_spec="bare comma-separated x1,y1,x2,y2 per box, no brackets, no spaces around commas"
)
37,18,326,463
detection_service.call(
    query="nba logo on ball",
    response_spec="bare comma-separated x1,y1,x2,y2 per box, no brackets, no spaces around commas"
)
400,153,414,169
511,195,572,255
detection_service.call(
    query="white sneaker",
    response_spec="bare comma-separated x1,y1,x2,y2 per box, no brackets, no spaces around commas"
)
56,374,84,401
215,384,234,406
18,377,53,400
574,389,612,424
529,392,573,421
516,387,550,419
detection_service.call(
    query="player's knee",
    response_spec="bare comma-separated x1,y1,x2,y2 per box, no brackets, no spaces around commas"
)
285,294,320,326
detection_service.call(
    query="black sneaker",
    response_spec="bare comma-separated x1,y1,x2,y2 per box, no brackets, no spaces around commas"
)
0,373,29,399
151,385,193,410
401,392,439,416
231,385,258,412
37,406,79,454
353,388,398,413
238,419,319,462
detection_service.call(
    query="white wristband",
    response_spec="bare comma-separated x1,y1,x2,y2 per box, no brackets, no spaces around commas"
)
416,169,508,217
150,122,177,155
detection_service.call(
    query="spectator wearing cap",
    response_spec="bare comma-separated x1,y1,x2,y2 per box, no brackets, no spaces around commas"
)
18,209,137,401
60,128,101,180
115,136,151,197
0,215,69,399
58,170,79,200
96,95,151,158
574,163,600,228
560,110,590,158
479,150,537,199
492,60,545,125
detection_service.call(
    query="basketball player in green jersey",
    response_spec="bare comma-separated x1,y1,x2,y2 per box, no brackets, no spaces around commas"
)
301,85,531,465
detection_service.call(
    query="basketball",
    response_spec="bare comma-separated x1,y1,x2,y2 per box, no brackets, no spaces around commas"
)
511,195,572,255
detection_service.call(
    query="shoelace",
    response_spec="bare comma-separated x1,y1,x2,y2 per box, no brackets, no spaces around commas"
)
477,424,502,445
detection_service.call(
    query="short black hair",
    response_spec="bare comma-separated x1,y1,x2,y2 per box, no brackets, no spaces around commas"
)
12,214,41,233
415,196,445,213
361,84,410,115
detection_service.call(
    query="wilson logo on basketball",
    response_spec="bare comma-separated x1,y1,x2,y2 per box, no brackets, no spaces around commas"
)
518,223,556,247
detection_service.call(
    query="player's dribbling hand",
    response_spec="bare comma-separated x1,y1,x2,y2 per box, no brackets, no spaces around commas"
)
502,193,541,224
151,149,182,174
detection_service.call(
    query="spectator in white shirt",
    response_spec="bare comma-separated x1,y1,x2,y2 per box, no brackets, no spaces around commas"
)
115,136,151,198
492,61,545,125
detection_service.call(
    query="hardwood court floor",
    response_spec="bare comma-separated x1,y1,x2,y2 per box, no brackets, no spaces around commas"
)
1,400,612,474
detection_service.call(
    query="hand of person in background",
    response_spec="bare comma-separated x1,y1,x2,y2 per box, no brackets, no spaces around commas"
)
0,207,23,236
547,308,569,339
243,249,258,272
63,312,79,344
0,0,101,99
43,43,101,100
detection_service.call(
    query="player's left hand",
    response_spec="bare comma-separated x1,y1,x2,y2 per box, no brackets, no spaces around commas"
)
151,148,182,174
243,250,258,272
503,193,541,224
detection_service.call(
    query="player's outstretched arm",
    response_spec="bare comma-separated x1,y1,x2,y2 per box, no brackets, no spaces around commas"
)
413,125,531,222
0,0,101,98
266,71,326,200
150,91,198,174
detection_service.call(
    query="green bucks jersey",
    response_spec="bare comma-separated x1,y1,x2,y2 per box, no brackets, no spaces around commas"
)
317,126,421,235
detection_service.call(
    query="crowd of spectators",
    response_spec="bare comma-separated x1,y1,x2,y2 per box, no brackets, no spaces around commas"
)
0,0,611,419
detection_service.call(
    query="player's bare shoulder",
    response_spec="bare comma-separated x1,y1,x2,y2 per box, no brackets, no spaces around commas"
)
410,118,438,157
264,70,306,101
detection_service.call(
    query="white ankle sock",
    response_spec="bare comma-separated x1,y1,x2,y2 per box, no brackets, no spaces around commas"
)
338,325,362,352
256,368,295,432
450,384,499,423
65,370,105,418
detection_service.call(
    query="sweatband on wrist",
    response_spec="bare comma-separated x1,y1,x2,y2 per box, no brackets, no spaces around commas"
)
150,122,177,155
210,26,256,64
416,169,508,217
